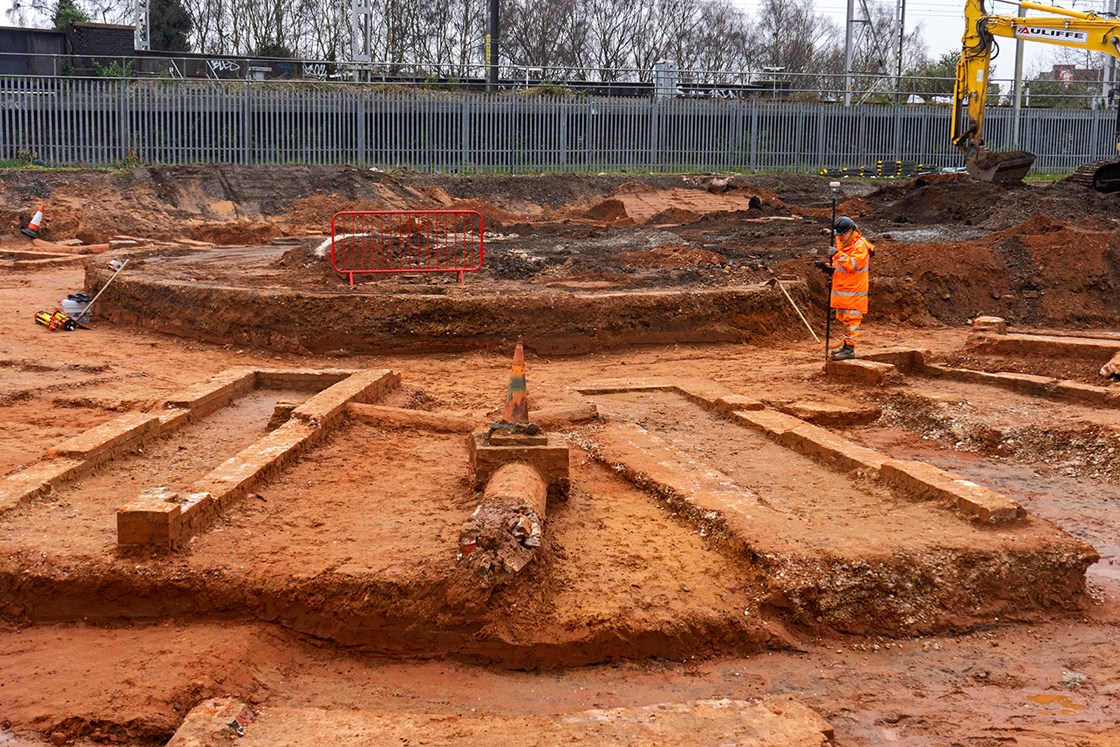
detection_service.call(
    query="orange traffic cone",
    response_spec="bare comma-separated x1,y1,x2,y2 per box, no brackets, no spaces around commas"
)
21,205,44,239
500,340,530,424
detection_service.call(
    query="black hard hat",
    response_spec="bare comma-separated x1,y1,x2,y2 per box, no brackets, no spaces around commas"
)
834,216,856,233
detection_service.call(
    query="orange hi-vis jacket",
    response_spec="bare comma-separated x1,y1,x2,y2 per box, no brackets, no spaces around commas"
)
830,230,874,314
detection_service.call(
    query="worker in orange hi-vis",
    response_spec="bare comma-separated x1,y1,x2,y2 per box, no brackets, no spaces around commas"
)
814,215,874,361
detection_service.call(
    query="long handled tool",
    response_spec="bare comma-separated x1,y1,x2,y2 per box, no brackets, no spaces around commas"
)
767,277,819,343
74,259,129,328
823,181,840,362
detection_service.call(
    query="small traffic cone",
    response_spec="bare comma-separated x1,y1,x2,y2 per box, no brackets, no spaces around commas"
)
21,205,44,239
500,340,530,424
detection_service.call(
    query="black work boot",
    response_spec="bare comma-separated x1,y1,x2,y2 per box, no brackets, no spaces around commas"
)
831,343,855,361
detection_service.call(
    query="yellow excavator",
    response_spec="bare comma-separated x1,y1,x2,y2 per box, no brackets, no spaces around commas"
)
953,0,1120,189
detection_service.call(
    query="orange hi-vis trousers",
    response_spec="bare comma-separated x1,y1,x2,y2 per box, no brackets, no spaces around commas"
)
835,309,862,347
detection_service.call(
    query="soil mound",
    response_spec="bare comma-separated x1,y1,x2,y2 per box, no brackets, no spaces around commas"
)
583,198,632,223
611,181,657,195
1009,212,1067,235
647,207,700,224
618,244,728,268
866,173,1012,225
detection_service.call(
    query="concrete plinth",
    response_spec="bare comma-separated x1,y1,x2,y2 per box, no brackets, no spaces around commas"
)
469,431,569,500
972,316,1007,335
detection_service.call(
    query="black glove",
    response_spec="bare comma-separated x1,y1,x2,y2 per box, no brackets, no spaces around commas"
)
813,260,834,275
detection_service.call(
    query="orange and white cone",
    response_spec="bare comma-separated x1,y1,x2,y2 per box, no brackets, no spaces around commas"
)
500,340,530,424
20,205,45,239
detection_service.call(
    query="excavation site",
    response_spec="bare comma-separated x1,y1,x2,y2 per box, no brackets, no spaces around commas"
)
1,166,1119,745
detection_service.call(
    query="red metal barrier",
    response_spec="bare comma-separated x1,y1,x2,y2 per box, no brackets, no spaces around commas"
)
330,210,485,286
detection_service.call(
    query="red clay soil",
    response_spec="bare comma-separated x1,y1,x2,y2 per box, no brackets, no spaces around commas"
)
1,168,1120,745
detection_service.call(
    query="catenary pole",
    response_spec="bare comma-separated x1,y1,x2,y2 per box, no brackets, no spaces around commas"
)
1012,3,1025,146
824,182,840,361
487,0,500,91
844,0,856,105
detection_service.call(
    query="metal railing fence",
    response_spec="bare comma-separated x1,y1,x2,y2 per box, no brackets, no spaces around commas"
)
1,76,1116,175
330,210,484,285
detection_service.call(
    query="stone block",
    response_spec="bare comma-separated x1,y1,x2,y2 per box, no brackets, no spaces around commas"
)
166,698,255,746
348,403,476,433
880,459,1025,524
194,421,319,510
292,368,400,426
158,407,193,432
675,380,735,406
267,400,301,430
0,458,86,517
729,409,801,440
117,488,184,549
966,332,1120,360
179,492,216,536
574,378,676,395
972,316,1007,335
163,367,257,417
488,429,548,446
255,368,357,390
1052,380,1110,406
51,412,162,462
533,403,600,427
1103,351,1120,378
939,368,1059,400
994,372,1055,397
780,423,889,474
951,478,1026,523
881,459,950,499
823,359,902,385
860,347,930,375
716,394,766,413
469,431,570,499
773,400,881,427
936,367,990,385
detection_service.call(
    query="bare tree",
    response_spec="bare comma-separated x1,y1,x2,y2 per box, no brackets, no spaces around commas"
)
647,0,702,76
588,0,651,80
502,0,588,78
745,0,836,73
294,0,350,62
408,0,474,75
689,1,752,82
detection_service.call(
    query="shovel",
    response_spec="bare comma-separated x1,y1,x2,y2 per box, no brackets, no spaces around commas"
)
72,259,129,329
766,276,820,343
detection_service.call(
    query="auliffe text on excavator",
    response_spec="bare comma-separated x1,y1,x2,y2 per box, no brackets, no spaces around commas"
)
953,0,1120,190
1015,27,1088,42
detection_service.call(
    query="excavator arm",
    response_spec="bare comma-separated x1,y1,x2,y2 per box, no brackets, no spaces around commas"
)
953,0,1120,186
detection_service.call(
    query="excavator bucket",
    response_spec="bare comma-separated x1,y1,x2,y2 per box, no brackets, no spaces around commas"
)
965,147,1036,184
